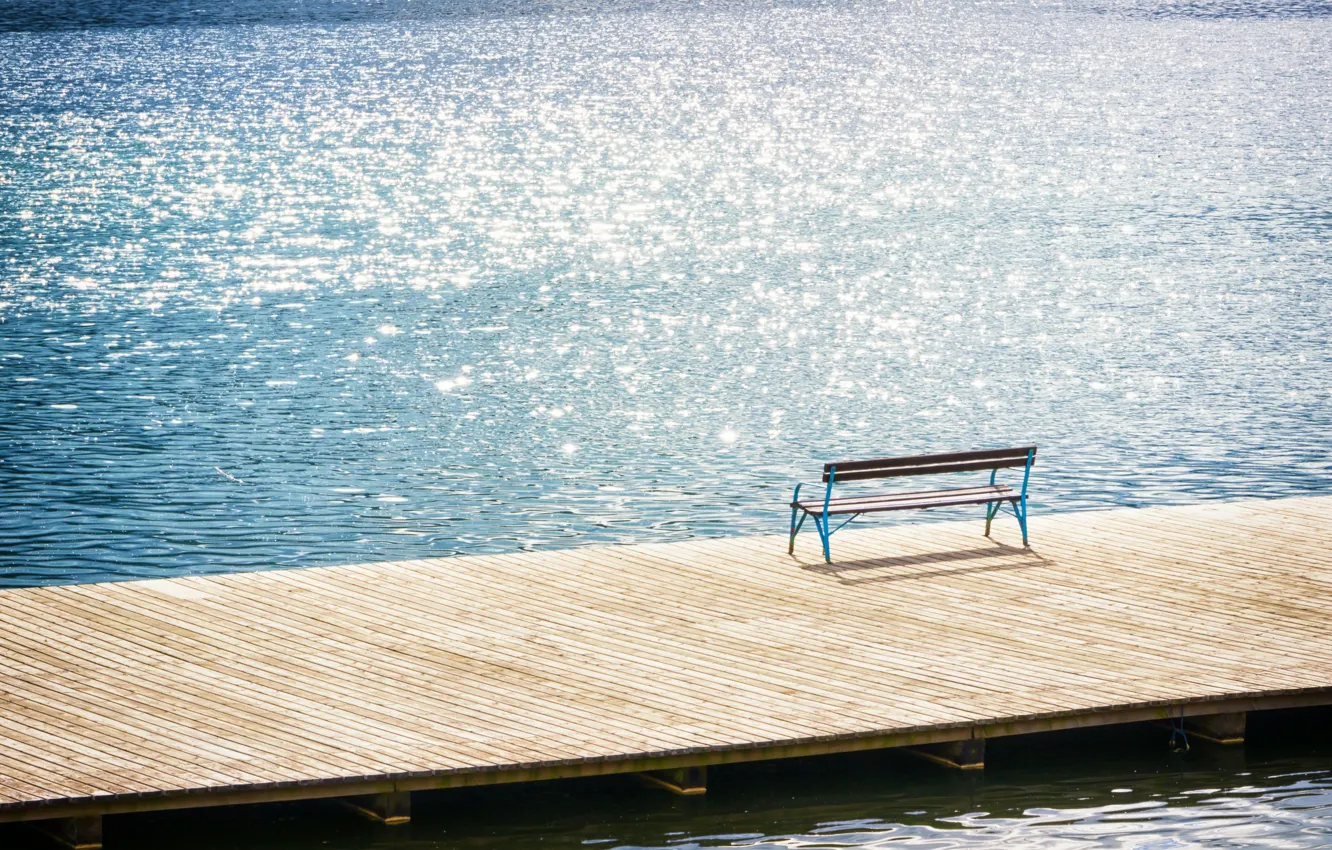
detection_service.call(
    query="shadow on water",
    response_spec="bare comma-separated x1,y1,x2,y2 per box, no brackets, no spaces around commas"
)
6,707,1332,848
1096,0,1332,18
0,0,660,32
7,0,1330,30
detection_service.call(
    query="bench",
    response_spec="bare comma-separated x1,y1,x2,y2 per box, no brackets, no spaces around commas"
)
788,446,1037,563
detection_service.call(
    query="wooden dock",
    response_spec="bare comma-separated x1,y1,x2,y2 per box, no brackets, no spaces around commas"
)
3,496,1332,844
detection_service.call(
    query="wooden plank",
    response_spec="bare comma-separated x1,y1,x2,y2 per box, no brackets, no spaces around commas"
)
2,692,1330,821
824,446,1037,473
0,496,1329,820
825,456,1033,482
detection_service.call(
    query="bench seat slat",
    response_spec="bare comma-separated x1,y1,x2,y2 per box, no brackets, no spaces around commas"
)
826,456,1033,483
794,485,1016,516
792,484,1011,508
823,445,1037,474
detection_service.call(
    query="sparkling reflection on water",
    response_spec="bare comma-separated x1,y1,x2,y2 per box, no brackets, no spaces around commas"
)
1,0,1330,585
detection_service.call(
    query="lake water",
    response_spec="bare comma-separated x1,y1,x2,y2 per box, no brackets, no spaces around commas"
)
1,0,1330,586
2,1,1331,846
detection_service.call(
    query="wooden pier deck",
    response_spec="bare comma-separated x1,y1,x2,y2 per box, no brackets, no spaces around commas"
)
2,496,1332,834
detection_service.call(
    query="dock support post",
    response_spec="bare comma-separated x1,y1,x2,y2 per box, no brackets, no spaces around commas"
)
340,790,411,825
1187,712,1246,745
31,816,102,850
907,737,985,770
639,766,707,795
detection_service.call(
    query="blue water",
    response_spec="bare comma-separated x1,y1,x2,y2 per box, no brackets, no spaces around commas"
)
1,0,1330,585
2,4,1331,847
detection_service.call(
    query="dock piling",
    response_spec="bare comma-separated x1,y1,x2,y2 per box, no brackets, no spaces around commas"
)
30,816,102,850
339,791,411,825
638,767,707,795
907,738,985,770
1187,712,1246,745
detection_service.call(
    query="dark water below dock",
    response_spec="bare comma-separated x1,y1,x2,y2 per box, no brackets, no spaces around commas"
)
6,709,1332,849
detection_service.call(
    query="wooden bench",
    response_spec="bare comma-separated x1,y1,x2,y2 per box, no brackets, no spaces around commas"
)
789,446,1037,562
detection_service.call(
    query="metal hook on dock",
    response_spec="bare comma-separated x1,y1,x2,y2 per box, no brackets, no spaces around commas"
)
1168,709,1190,753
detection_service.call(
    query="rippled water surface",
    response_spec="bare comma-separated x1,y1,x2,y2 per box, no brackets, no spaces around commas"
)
2,0,1330,584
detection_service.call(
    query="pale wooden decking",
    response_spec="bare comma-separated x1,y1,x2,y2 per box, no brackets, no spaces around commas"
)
2,496,1331,821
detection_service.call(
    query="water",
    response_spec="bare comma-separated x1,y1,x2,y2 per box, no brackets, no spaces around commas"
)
1,4,1330,846
5,714,1332,849
1,0,1330,586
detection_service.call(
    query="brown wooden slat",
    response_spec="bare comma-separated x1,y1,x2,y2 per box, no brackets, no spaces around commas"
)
0,495,1328,822
792,485,1015,509
825,455,1035,483
795,489,1017,516
823,446,1037,474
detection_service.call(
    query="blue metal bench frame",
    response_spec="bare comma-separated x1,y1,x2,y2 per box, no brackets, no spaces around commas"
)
788,446,1037,563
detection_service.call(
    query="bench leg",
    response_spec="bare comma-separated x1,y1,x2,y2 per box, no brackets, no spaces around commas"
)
1012,495,1033,548
788,511,807,554
814,514,832,563
984,468,999,537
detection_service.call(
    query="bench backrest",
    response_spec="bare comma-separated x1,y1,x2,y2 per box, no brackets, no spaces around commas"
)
822,446,1037,483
